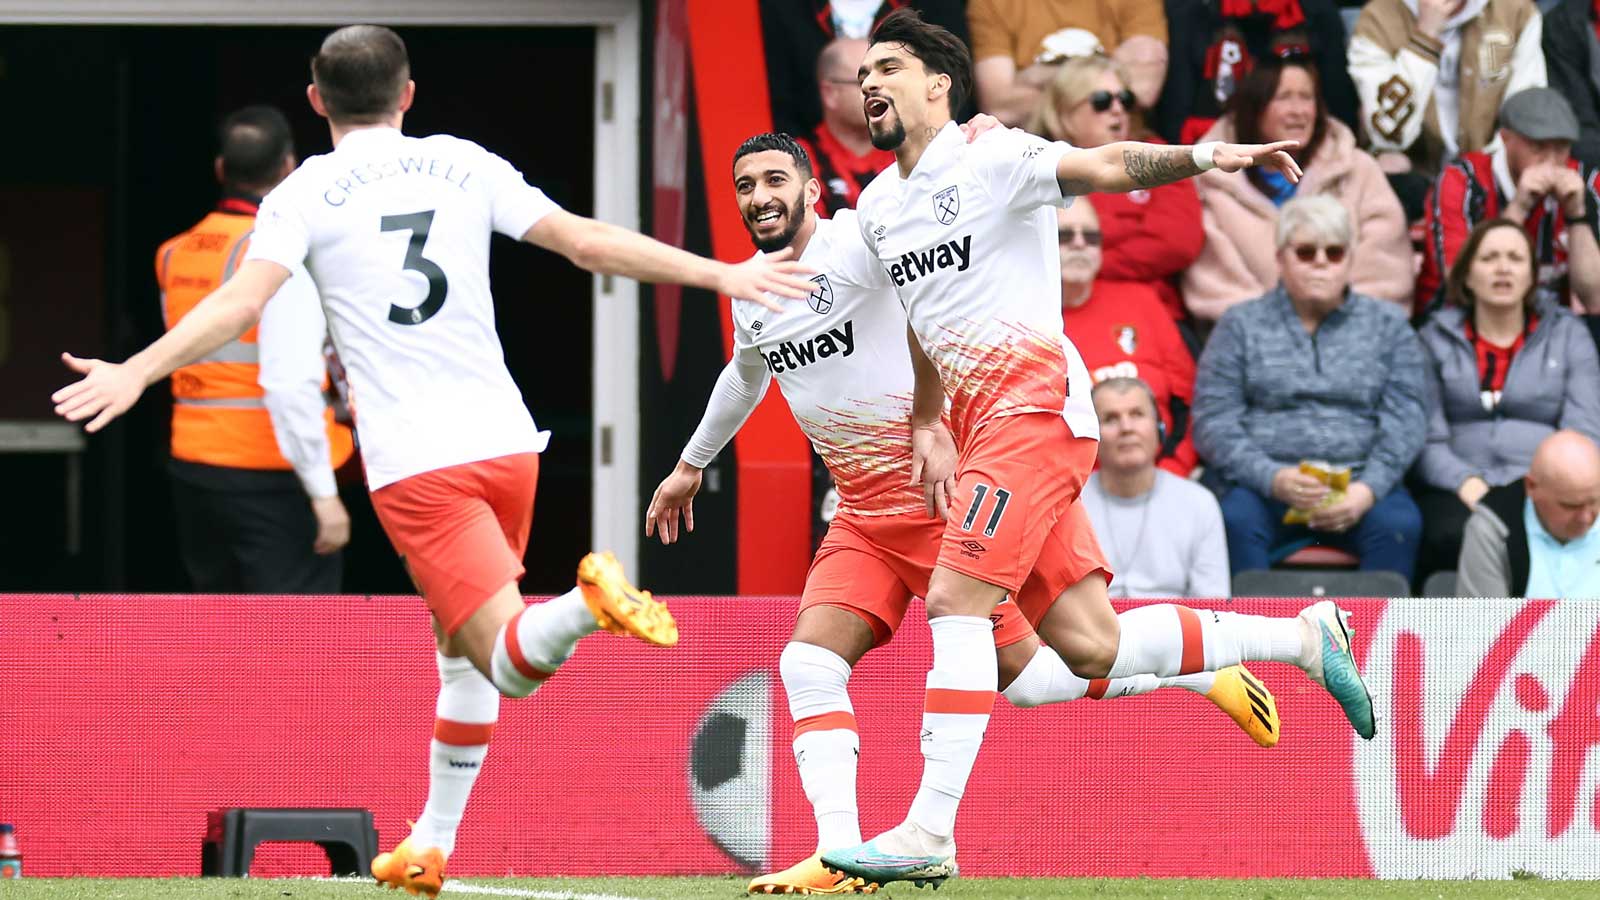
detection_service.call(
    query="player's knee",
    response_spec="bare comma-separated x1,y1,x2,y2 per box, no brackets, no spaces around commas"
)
780,641,852,703
924,583,989,620
1059,630,1118,680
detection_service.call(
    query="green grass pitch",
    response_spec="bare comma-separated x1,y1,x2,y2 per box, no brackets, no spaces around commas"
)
0,877,1595,899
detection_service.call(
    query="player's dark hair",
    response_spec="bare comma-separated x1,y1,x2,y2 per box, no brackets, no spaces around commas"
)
868,8,973,118
732,133,813,180
218,105,295,191
311,24,410,124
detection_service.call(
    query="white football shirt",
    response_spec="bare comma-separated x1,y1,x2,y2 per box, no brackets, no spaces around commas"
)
855,123,1098,445
246,128,556,489
727,212,924,517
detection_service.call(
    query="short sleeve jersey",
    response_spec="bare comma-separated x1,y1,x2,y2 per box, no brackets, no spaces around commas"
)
246,128,559,490
854,124,1098,445
730,212,924,517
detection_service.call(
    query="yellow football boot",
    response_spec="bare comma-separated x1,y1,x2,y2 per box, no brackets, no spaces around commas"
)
1206,664,1280,748
371,827,446,898
577,551,679,646
749,853,879,895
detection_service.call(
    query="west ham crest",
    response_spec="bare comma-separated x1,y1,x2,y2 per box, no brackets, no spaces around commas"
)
933,185,960,225
808,274,834,314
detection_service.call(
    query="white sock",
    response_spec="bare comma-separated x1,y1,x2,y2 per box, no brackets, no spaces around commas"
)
411,652,499,856
1106,605,1303,680
907,616,995,840
489,588,597,697
780,642,861,850
1003,645,1185,706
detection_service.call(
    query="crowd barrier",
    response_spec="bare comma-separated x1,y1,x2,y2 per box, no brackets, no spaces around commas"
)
1,594,1597,879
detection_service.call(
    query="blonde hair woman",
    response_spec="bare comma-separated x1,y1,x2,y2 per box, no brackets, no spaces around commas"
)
1027,56,1203,323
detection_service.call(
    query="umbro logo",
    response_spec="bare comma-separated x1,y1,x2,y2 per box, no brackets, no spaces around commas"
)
873,225,887,244
751,321,763,332
959,539,986,560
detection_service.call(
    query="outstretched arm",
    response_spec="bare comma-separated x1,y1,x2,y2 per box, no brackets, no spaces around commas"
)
53,259,290,433
646,353,772,544
1055,140,1302,195
525,211,815,312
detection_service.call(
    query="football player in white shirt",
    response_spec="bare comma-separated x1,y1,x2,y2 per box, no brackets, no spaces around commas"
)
820,10,1379,888
51,24,819,899
646,133,1281,896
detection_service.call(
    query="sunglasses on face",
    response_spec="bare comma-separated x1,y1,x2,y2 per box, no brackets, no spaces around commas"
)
1059,226,1103,246
1088,89,1136,113
1291,243,1347,263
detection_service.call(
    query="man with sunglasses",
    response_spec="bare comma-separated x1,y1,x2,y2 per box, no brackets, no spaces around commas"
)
1055,200,1199,475
1194,194,1428,581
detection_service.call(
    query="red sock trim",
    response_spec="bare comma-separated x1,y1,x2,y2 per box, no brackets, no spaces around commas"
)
793,710,858,738
1176,607,1205,676
434,718,496,746
924,688,995,715
1086,678,1111,700
503,610,555,683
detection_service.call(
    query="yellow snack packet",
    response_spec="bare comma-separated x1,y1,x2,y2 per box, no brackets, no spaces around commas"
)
1282,460,1352,525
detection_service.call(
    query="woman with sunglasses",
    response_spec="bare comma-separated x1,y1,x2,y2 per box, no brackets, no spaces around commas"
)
1182,56,1413,324
1412,218,1600,584
1027,55,1204,325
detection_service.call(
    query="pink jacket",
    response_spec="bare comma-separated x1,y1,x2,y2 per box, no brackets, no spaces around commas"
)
1181,116,1414,322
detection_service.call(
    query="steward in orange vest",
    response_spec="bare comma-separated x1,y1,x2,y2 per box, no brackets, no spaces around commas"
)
157,105,354,593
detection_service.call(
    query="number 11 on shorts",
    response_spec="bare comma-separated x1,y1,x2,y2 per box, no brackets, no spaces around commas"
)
960,483,1011,538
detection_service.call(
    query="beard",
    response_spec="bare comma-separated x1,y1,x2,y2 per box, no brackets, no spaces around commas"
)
745,194,807,254
870,116,907,151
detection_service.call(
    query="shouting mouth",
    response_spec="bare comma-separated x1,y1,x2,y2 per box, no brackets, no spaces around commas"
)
865,95,891,124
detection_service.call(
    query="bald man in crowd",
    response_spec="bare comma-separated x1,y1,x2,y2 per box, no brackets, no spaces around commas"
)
798,37,897,216
1458,430,1600,597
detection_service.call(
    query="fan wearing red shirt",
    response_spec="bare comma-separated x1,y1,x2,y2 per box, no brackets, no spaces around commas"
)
799,37,898,216
1056,200,1199,475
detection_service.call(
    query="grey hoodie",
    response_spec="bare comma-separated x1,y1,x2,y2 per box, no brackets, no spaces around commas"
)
1415,296,1600,492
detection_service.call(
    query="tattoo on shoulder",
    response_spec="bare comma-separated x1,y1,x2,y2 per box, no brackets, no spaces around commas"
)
1122,146,1200,187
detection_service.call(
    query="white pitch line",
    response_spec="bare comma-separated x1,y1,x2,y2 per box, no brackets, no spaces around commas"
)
312,874,661,900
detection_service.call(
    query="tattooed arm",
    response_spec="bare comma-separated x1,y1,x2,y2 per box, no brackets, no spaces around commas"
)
1055,140,1303,195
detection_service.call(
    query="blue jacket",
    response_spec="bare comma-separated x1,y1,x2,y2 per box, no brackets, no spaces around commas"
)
1194,285,1427,498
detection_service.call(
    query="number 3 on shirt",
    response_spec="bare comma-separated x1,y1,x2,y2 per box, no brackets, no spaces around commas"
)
382,210,448,325
959,483,1012,538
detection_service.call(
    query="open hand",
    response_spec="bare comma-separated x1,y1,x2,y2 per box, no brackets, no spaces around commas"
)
1214,140,1303,183
52,353,146,433
720,247,818,312
645,461,703,545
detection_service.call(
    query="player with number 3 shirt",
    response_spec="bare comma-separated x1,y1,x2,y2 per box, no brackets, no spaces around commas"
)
49,24,819,900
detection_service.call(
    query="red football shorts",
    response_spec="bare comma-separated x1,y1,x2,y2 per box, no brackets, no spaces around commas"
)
369,452,539,635
802,510,1038,649
938,413,1110,627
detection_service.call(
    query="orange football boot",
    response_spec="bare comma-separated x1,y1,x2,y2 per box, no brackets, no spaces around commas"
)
371,827,446,898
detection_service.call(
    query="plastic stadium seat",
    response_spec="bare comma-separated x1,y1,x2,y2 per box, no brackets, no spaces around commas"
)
1232,568,1411,598
1279,545,1360,568
201,808,377,877
1421,570,1458,597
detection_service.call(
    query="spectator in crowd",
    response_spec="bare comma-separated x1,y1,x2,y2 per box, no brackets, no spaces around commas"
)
1349,0,1545,185
797,37,897,216
1029,54,1204,322
1084,377,1231,597
1414,218,1600,583
1155,4,1359,146
1193,195,1427,580
1417,88,1600,314
761,1,972,137
1183,56,1413,323
968,0,1168,124
157,105,355,593
1458,430,1600,597
1057,201,1199,475
1544,0,1600,166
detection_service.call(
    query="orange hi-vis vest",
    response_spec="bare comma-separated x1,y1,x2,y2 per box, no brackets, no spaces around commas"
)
157,197,354,473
